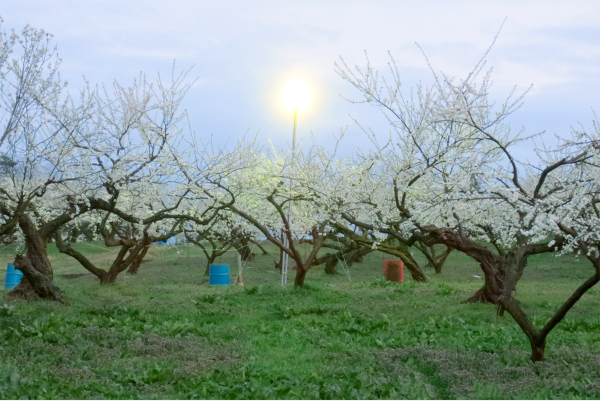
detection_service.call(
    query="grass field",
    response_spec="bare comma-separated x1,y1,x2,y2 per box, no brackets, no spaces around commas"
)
1,241,600,399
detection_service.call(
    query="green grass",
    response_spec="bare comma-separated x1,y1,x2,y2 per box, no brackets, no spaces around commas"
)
1,242,599,399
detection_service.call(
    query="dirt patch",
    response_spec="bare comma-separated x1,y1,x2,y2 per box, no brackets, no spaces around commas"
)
53,364,95,380
4,280,41,301
59,273,94,279
378,346,600,399
125,333,240,377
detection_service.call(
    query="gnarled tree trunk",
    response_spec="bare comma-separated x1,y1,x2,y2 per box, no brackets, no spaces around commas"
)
418,225,600,362
417,243,453,274
324,258,340,275
235,236,255,261
7,215,68,305
55,232,150,284
464,253,527,305
127,244,149,275
314,245,373,275
390,244,427,283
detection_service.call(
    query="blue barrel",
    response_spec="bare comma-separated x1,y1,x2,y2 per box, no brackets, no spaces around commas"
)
4,263,23,290
209,264,230,285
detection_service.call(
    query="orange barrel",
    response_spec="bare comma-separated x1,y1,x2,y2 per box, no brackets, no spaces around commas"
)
383,260,404,282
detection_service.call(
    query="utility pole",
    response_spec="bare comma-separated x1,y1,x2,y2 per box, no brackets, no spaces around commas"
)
281,108,297,285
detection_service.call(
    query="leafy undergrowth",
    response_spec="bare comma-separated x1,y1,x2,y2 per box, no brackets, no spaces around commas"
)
0,243,599,399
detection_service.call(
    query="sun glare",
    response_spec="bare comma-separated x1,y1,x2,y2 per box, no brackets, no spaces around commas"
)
280,78,312,113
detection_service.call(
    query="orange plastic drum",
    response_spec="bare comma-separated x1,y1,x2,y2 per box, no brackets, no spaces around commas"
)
383,260,404,282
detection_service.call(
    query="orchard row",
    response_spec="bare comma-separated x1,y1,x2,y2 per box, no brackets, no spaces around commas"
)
1,21,599,362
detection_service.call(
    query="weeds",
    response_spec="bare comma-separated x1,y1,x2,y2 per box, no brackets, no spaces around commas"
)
0,242,598,398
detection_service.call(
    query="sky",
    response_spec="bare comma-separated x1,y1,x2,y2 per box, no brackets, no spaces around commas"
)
2,0,599,160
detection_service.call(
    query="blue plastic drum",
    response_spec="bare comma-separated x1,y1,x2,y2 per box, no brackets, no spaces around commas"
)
209,264,230,286
4,263,23,290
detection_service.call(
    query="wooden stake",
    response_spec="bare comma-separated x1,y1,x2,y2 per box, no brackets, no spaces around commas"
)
236,253,244,286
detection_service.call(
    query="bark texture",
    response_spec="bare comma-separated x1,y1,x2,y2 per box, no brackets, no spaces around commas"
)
127,245,150,275
7,215,68,305
294,267,308,287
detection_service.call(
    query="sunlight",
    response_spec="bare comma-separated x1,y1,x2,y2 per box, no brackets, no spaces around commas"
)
279,78,312,113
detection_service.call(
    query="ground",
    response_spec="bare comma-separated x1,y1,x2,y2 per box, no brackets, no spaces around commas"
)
0,241,599,399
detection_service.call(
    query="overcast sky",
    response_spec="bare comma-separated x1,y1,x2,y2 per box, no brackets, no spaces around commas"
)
2,1,599,159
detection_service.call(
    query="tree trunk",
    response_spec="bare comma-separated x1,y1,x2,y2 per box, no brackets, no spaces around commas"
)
127,244,149,275
463,284,499,304
56,231,145,285
417,225,600,362
463,255,526,304
324,258,340,275
432,246,452,274
251,240,269,255
416,243,452,274
315,243,373,274
346,247,371,266
7,215,68,305
69,227,80,242
530,339,546,362
241,248,255,261
187,237,231,276
402,257,428,282
237,237,255,261
100,270,119,284
275,246,284,271
463,264,506,304
294,267,308,287
205,253,218,275
102,245,142,283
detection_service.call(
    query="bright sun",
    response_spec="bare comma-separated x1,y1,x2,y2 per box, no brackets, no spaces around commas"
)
280,78,312,113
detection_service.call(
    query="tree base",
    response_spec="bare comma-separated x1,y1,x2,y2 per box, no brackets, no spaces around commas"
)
7,255,69,305
324,260,340,275
6,280,41,301
530,341,546,362
294,268,308,287
462,286,498,304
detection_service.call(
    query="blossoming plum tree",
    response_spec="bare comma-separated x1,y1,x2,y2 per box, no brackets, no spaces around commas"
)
0,19,220,296
183,143,346,287
333,51,495,282
0,20,94,304
336,44,599,361
53,68,231,283
183,209,266,275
